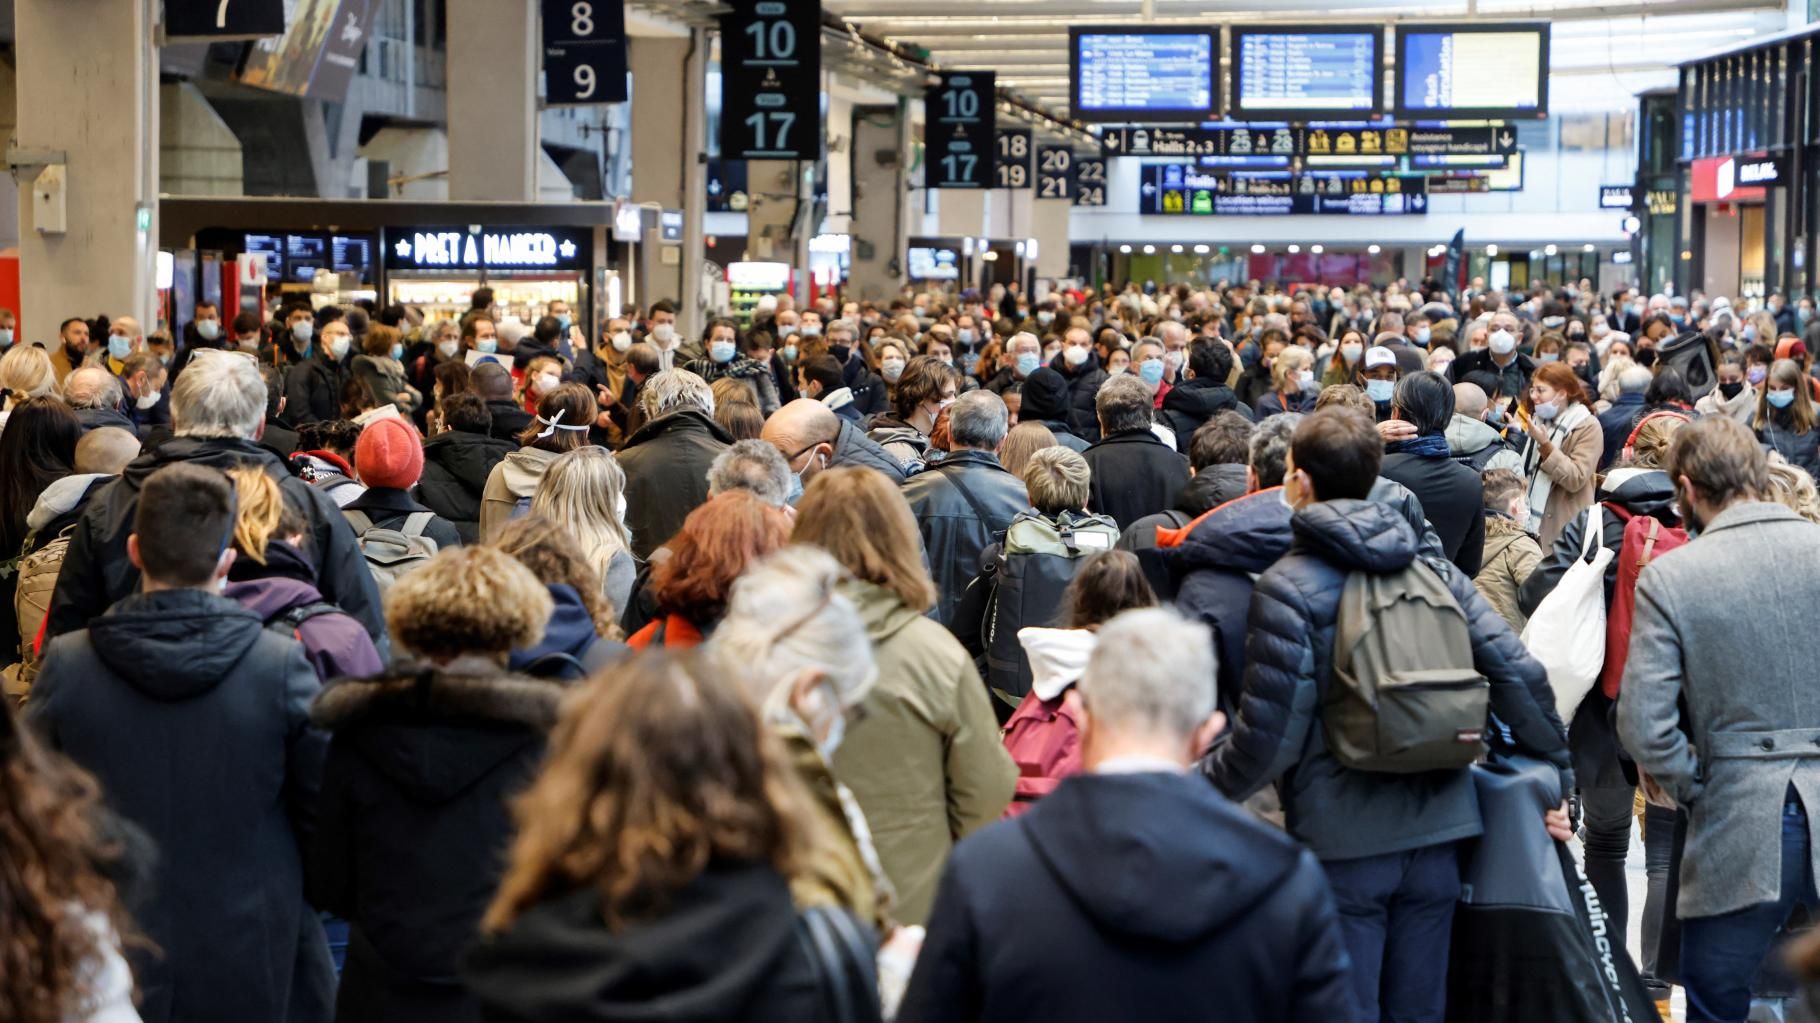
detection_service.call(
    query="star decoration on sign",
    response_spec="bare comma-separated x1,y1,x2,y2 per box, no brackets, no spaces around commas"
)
394,238,413,258
558,240,577,258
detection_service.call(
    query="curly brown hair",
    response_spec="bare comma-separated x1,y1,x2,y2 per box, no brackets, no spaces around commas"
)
385,546,555,661
482,650,809,932
652,491,792,625
489,513,622,640
0,703,134,1023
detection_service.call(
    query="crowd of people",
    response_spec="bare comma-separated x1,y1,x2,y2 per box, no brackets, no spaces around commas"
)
2,271,1820,1023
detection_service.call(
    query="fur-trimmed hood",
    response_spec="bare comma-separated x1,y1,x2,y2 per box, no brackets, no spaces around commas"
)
312,667,567,805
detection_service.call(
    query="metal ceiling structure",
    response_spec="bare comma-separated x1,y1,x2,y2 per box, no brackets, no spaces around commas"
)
634,0,1790,136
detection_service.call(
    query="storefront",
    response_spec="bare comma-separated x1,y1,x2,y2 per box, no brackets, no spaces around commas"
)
1686,154,1787,300
160,198,620,340
383,225,593,327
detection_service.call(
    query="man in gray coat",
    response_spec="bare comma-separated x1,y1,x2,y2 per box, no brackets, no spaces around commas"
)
1617,416,1820,1023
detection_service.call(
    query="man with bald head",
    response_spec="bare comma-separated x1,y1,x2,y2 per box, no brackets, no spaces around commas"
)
761,398,907,487
63,366,137,434
1445,381,1524,474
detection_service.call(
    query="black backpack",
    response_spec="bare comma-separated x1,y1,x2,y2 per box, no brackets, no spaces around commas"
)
981,510,1120,712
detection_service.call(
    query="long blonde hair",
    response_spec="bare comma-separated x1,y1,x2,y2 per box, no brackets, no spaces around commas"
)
530,447,634,583
227,467,305,565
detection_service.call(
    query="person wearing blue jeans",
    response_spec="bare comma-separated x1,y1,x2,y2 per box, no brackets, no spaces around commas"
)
1680,793,1818,1023
1322,843,1463,1022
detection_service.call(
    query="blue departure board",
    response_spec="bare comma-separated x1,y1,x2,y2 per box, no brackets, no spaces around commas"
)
1070,27,1219,123
1230,26,1381,117
1395,23,1549,119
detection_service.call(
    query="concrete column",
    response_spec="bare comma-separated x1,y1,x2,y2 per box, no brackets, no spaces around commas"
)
1031,199,1072,279
629,35,699,316
447,0,536,201
938,189,987,241
849,101,911,302
14,0,158,332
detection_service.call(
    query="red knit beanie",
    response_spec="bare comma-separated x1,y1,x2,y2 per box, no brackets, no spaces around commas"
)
355,416,424,490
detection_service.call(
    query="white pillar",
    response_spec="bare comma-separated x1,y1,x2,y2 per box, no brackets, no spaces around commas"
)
848,100,911,302
1032,199,1072,279
447,0,537,201
14,0,158,332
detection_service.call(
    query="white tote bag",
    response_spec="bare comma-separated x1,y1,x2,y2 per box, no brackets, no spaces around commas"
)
1520,505,1612,720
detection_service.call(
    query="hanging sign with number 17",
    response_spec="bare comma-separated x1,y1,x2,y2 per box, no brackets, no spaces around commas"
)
719,0,823,161
543,0,627,104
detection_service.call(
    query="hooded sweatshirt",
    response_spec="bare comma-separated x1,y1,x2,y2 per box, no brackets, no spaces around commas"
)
999,628,1097,817
25,472,113,534
1445,413,1525,474
478,446,560,541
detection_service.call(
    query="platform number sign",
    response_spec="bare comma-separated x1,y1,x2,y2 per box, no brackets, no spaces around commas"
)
719,0,822,161
1036,146,1074,200
165,0,285,38
928,72,995,189
994,129,1032,189
542,0,627,104
1073,156,1107,207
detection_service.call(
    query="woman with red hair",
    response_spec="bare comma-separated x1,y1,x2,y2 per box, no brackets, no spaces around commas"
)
627,490,793,649
1519,361,1605,547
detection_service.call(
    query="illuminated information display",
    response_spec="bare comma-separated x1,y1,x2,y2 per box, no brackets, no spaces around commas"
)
1397,24,1548,118
1232,27,1380,116
1071,28,1218,123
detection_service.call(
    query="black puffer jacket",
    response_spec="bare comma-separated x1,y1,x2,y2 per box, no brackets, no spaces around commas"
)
900,449,1027,629
417,429,515,544
1170,488,1292,716
309,667,567,1023
45,436,385,647
1160,378,1253,453
1047,352,1109,442
1201,499,1571,862
616,408,734,559
284,348,352,425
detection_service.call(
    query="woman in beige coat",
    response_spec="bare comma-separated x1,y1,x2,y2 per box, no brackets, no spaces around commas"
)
791,466,1017,926
1519,361,1604,548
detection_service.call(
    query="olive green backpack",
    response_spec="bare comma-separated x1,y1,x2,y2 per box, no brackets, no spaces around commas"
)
1325,559,1490,773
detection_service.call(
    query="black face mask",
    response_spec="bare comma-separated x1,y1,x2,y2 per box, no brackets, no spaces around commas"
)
1719,380,1745,400
828,344,851,364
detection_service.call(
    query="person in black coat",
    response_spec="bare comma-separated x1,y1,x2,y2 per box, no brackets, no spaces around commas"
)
309,547,567,1023
1019,367,1090,451
417,393,515,544
1161,339,1253,450
898,607,1354,1023
1202,409,1571,1023
900,391,1027,629
463,651,874,1023
1597,367,1651,469
1378,371,1485,576
471,362,534,443
1083,375,1190,530
615,372,735,559
1050,328,1110,442
31,463,333,1023
45,351,385,648
284,317,355,425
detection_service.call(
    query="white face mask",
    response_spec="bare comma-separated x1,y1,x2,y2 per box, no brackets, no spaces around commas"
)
651,323,676,345
1488,329,1517,356
1063,345,1089,368
135,391,161,411
610,331,633,352
436,339,460,360
880,357,905,383
535,371,562,395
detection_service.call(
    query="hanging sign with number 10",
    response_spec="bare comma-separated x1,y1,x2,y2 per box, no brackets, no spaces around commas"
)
929,71,995,189
542,0,627,104
719,0,822,161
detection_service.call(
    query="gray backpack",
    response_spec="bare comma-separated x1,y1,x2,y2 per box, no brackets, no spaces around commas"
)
1325,559,1490,774
342,510,439,597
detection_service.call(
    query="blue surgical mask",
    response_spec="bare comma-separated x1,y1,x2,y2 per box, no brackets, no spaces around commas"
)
195,319,221,342
108,335,132,362
1535,400,1560,420
1366,378,1395,403
0,328,12,347
1016,352,1040,377
390,343,404,361
328,336,351,361
1138,359,1165,386
956,328,976,346
557,314,572,333
1768,389,1796,409
782,344,798,362
1538,353,1559,364
710,340,737,364
292,320,314,344
800,324,821,338
786,470,805,505
1414,327,1431,346
476,338,498,354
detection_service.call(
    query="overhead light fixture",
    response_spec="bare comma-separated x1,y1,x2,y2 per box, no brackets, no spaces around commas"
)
1367,244,1381,254
1583,243,1597,252
1250,244,1266,254
980,251,1000,261
1171,244,1184,253
1485,244,1499,256
1310,244,1324,254
1143,244,1156,254
1119,244,1132,254
1288,244,1300,254
1544,244,1559,256
1193,244,1210,254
